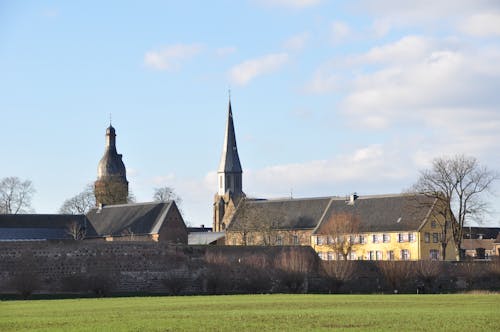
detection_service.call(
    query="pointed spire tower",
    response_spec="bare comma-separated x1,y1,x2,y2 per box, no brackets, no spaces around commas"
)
213,97,245,232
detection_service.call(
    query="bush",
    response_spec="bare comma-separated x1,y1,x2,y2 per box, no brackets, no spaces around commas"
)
415,261,442,293
321,261,357,293
377,261,414,293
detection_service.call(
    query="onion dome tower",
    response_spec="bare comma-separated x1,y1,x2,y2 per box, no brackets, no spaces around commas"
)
213,97,245,231
94,124,129,206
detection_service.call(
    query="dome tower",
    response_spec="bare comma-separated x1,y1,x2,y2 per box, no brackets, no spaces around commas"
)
94,124,129,206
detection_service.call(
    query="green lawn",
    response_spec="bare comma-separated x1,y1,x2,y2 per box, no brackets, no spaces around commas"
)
1,294,499,331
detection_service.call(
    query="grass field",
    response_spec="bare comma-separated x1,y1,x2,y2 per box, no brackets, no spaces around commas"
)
1,294,499,331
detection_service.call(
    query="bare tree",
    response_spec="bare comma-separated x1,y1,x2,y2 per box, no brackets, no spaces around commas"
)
0,177,35,214
412,155,498,260
59,184,96,214
66,220,86,240
153,186,182,205
320,212,360,260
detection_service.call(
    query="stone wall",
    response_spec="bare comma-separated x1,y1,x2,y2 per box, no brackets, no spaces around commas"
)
0,241,318,295
1,241,499,296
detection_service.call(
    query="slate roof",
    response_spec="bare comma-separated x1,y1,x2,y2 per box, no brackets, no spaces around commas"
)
97,125,127,180
188,231,225,245
0,214,89,241
217,100,242,174
227,197,333,231
227,194,437,234
314,194,437,234
86,201,175,236
462,227,500,240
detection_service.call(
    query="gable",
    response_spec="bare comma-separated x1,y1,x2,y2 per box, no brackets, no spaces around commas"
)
86,202,174,236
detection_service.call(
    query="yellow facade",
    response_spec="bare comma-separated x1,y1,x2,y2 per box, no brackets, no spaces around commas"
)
312,218,457,261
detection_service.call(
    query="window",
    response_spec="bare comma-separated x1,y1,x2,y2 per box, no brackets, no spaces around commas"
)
369,251,375,260
327,236,334,244
318,252,326,260
248,235,254,245
349,235,356,244
401,249,410,260
316,236,323,245
408,233,415,242
398,233,404,243
276,235,283,246
376,251,383,260
372,234,379,243
431,221,437,228
349,251,357,260
430,249,439,261
359,235,365,244
432,233,439,243
387,250,395,260
383,234,390,243
293,235,299,245
327,252,334,261
424,232,430,243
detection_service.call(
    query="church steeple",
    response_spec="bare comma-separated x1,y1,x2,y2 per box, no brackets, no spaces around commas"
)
95,124,129,206
213,97,244,232
217,98,242,196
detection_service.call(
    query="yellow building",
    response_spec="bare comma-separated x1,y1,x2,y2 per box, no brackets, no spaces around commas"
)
226,193,457,261
311,194,456,261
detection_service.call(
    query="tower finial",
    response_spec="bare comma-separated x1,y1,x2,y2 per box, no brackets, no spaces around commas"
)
109,113,112,126
228,88,231,102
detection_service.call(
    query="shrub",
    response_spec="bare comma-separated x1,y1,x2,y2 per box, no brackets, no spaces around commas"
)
415,261,442,293
321,260,357,293
377,261,413,293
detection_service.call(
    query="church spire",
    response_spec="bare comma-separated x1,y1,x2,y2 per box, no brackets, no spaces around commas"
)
218,98,242,174
214,97,244,231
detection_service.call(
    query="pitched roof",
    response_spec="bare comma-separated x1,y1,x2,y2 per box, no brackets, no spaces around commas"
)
217,100,242,174
314,194,437,234
85,201,175,236
462,227,500,240
188,231,225,245
0,214,88,241
227,197,333,231
226,193,437,234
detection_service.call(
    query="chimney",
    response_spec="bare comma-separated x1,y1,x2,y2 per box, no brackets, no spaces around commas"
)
346,192,359,206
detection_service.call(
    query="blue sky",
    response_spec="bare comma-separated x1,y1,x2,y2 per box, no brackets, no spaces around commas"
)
1,0,500,226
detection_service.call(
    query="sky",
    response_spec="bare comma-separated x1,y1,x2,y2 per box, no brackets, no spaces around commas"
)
1,0,500,227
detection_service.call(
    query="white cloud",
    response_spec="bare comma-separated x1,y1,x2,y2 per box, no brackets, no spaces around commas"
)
229,53,289,85
460,12,500,37
252,0,321,9
331,21,351,43
303,71,339,94
144,44,203,71
351,35,432,64
283,32,310,51
216,46,237,57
